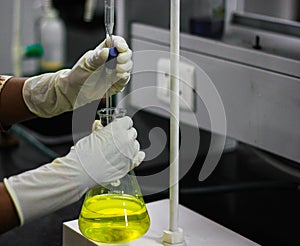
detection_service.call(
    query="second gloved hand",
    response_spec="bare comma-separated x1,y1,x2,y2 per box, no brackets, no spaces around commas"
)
23,36,132,118
4,116,145,225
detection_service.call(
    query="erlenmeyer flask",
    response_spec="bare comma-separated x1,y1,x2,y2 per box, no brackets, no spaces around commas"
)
78,107,150,244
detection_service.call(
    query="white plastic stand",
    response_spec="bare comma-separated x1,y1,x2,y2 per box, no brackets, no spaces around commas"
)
166,0,182,244
63,199,259,246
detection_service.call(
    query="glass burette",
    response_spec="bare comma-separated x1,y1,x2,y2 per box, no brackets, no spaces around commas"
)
105,0,114,110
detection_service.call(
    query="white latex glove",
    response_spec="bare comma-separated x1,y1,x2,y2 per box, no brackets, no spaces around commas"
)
23,35,132,118
3,116,145,225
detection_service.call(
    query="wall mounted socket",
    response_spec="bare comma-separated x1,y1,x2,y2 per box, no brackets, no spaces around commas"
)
156,58,195,111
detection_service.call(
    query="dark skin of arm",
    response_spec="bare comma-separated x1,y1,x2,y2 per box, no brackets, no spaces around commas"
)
0,77,36,234
0,77,34,126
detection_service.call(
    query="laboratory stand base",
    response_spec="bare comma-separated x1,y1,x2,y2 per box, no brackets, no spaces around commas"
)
63,199,258,246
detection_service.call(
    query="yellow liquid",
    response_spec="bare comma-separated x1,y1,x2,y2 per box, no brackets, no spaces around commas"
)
78,194,150,243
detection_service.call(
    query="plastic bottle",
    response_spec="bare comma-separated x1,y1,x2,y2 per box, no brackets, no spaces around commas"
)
38,6,66,71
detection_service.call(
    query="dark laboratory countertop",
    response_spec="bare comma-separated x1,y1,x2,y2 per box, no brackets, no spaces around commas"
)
0,128,83,246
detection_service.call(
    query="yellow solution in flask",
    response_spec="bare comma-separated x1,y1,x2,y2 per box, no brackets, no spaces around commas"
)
78,193,150,243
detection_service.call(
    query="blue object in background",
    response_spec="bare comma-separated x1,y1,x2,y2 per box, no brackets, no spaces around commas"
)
190,17,224,39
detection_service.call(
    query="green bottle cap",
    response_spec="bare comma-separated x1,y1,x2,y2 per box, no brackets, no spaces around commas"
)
24,43,44,58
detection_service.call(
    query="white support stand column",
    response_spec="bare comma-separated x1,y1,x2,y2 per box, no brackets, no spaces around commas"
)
12,0,22,77
162,0,184,245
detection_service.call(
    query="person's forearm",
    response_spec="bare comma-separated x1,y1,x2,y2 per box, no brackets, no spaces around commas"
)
0,183,19,234
0,77,36,128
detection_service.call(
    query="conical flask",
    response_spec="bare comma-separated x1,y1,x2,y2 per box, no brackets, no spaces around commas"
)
78,107,150,244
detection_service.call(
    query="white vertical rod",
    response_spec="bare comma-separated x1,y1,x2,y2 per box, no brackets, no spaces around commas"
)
115,0,127,37
84,0,97,22
169,0,180,232
12,0,22,77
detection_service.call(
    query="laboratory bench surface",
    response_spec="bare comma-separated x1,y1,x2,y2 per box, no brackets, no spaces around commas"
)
1,122,300,246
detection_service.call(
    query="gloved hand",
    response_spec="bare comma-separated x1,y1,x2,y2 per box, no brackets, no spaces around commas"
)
23,35,132,118
3,116,145,225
